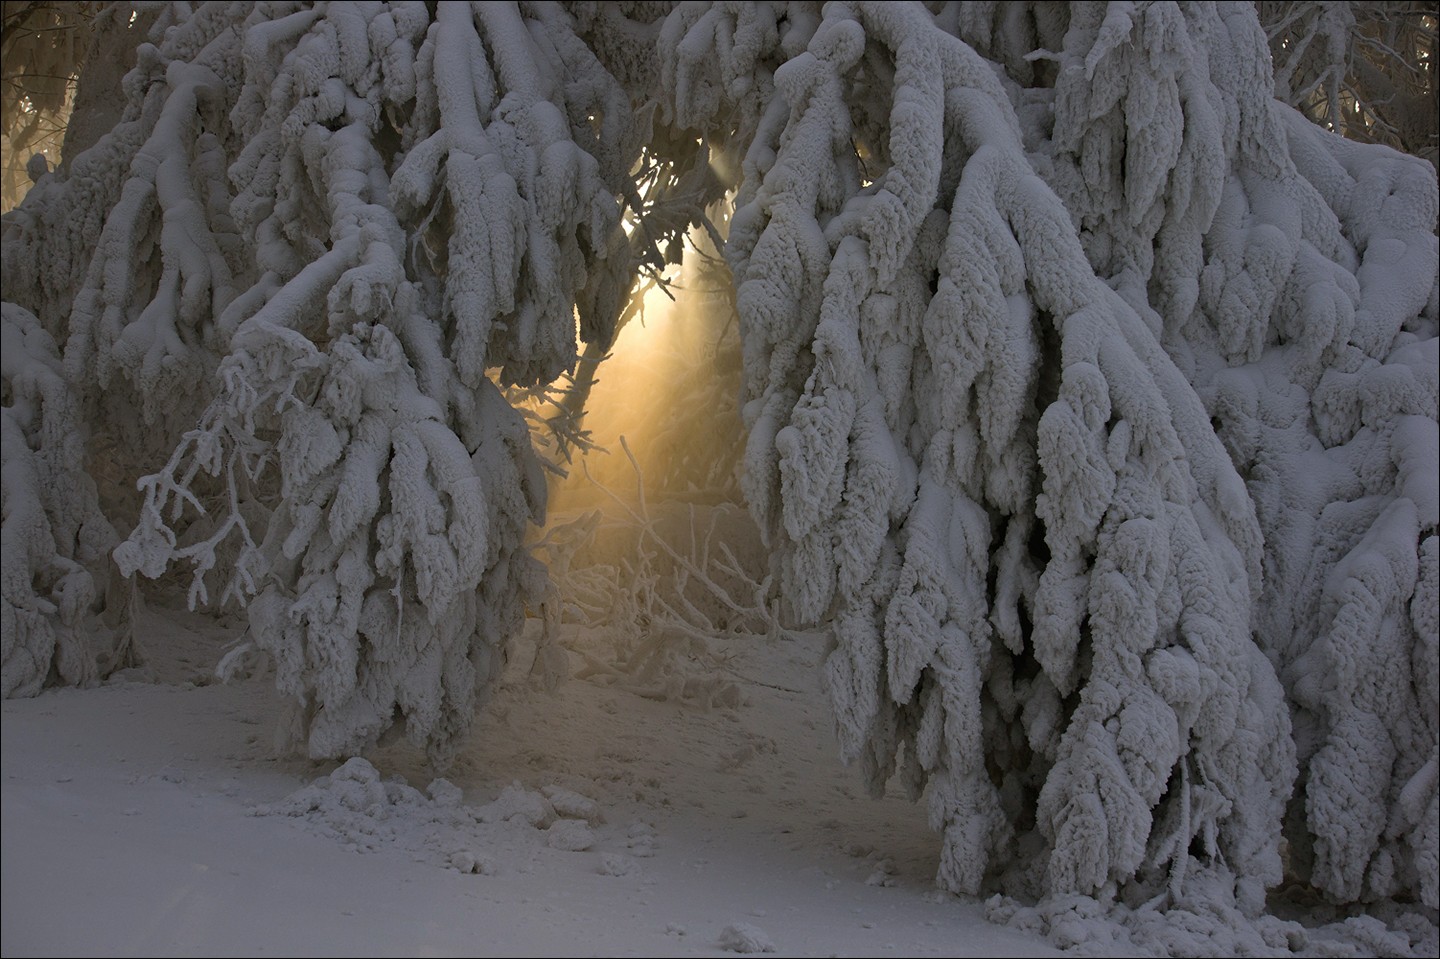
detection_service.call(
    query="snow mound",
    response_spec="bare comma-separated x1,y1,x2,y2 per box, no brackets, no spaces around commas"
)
598,852,641,877
251,759,609,875
476,781,557,827
542,783,605,825
718,921,777,953
987,872,1439,958
546,819,596,852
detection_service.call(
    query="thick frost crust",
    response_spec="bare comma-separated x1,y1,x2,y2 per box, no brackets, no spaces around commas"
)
660,0,1437,915
1042,2,1439,912
5,1,647,766
1,0,1435,926
1,304,116,698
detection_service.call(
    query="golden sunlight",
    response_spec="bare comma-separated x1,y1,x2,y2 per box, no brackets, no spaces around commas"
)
550,242,743,518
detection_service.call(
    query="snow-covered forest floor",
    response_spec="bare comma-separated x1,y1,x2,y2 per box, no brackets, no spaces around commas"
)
2,587,1093,959
4,581,1435,959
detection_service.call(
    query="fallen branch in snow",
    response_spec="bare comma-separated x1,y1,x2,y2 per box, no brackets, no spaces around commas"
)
528,434,782,709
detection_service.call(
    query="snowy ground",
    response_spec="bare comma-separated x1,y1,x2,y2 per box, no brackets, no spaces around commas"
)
2,592,1104,958
4,334,1434,959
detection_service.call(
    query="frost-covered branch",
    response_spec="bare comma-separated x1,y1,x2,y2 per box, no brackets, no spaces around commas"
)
1260,1,1438,168
659,0,1436,926
4,2,675,767
0,1,1435,940
531,434,781,708
1,303,119,697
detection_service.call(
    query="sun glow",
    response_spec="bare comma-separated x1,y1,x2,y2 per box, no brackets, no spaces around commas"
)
549,239,743,518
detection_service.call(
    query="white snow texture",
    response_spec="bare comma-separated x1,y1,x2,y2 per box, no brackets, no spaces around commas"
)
659,0,1437,919
1,0,1435,939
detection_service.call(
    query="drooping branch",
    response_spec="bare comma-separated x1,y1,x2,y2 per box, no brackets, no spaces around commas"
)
659,1,1437,925
1,302,118,698
0,3,1434,939
2,2,680,766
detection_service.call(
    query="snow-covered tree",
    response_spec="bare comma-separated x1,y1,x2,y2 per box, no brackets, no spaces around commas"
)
1,0,1435,932
657,0,1436,917
1260,1,1438,168
2,0,713,765
1,2,92,210
1,302,121,696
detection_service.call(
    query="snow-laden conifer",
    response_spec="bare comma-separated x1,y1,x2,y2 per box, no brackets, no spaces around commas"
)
659,0,1435,914
1,0,1434,925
